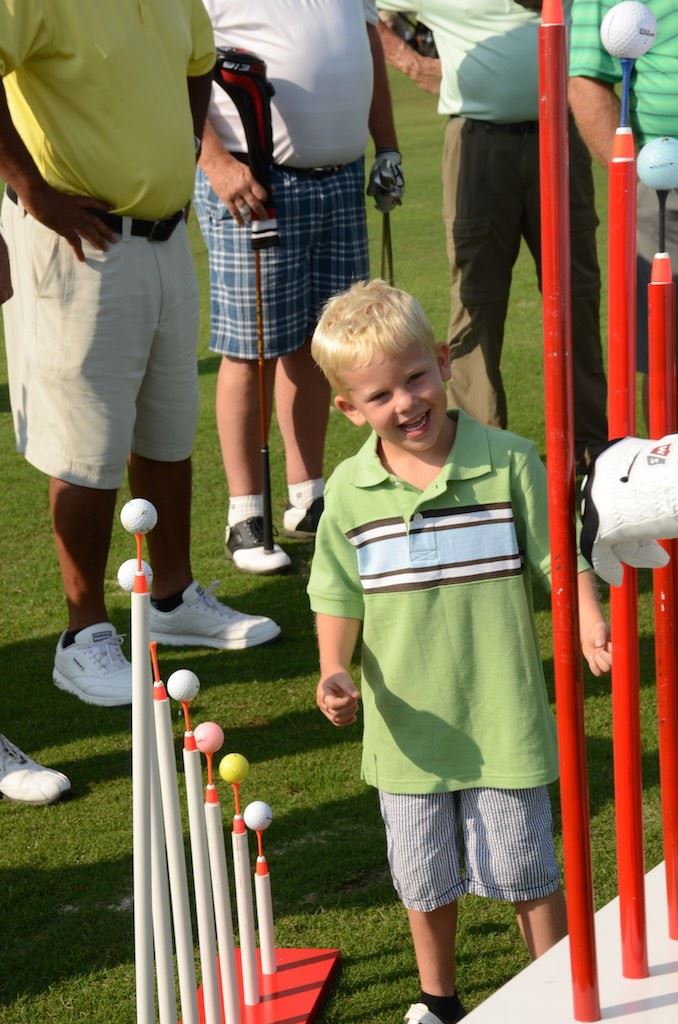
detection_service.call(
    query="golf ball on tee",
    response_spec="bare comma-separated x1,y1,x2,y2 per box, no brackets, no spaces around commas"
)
194,721,225,755
166,669,201,703
117,557,153,592
120,498,158,535
600,1,656,60
637,137,678,191
243,800,273,832
219,752,250,785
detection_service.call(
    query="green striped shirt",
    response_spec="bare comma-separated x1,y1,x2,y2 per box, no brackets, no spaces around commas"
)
569,0,678,145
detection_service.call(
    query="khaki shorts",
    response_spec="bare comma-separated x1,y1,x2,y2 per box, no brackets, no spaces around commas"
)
1,194,199,489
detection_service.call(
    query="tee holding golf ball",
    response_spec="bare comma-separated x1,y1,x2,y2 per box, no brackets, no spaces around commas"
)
600,1,656,128
167,668,201,732
119,497,158,587
244,800,274,859
637,137,678,253
219,752,250,817
194,722,225,787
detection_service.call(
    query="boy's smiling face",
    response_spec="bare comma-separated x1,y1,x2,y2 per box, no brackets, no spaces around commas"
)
334,341,454,467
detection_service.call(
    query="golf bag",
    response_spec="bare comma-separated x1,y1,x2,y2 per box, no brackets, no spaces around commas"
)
214,47,278,249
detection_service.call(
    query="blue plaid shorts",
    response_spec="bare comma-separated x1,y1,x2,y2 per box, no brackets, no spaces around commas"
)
193,158,369,359
379,786,560,911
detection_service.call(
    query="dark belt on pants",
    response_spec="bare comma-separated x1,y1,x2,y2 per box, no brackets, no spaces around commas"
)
5,185,184,241
453,116,539,135
230,152,344,179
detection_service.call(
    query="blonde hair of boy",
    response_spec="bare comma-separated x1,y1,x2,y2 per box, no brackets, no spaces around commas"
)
312,278,438,390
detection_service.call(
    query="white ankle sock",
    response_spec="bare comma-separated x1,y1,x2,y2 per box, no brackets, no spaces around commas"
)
287,478,324,509
228,494,263,527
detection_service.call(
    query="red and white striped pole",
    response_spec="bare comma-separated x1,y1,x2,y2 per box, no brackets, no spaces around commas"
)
539,3,600,1018
607,126,649,980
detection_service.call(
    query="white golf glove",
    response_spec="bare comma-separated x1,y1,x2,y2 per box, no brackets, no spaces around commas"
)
580,434,678,587
367,149,404,213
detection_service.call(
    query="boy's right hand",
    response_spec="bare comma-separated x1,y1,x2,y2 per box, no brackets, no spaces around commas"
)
317,672,360,727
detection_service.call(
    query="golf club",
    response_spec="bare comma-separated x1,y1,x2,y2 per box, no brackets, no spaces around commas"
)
381,211,394,286
214,48,278,553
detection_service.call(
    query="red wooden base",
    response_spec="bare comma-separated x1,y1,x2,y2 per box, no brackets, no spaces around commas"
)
189,948,341,1024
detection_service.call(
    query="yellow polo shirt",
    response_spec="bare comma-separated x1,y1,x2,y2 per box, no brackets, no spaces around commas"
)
0,0,215,218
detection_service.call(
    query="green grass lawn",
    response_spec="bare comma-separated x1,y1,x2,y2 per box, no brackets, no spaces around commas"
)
0,70,664,1023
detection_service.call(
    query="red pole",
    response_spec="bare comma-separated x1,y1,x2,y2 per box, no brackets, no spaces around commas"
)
647,251,678,938
539,3,600,1018
607,128,649,979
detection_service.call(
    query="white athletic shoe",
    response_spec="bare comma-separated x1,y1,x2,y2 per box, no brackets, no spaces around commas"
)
53,623,132,707
0,734,71,805
149,580,281,650
405,1000,467,1024
225,517,292,575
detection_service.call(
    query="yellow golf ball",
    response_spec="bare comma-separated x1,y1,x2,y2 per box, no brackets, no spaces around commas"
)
219,752,250,785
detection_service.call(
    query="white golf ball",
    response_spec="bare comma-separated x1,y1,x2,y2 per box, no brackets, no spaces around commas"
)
117,558,153,592
243,800,273,832
120,498,158,535
166,669,201,703
600,1,656,60
637,137,678,191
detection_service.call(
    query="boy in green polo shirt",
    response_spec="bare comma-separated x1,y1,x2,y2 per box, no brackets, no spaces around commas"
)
307,279,612,1023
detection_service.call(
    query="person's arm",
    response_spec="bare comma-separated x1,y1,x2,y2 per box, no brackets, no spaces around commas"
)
376,18,441,97
367,21,399,151
315,613,362,727
577,569,612,676
187,68,214,141
197,117,268,225
568,76,620,166
0,80,116,261
0,232,12,303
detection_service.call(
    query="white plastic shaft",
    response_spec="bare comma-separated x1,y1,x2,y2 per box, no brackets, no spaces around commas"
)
232,825,259,1005
205,797,242,1024
254,862,276,975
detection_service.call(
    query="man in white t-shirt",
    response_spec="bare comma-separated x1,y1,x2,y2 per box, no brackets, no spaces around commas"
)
194,0,404,575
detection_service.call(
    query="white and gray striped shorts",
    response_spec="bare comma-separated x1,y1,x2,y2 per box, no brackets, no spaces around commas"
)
379,786,560,911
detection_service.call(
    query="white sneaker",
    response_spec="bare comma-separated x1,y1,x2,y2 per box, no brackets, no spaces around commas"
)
225,517,292,575
53,623,132,707
0,734,71,805
149,580,281,650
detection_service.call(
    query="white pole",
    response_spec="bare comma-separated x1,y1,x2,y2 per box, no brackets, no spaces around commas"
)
232,821,259,1006
153,685,199,1024
132,585,154,1024
205,792,242,1024
150,742,178,1024
184,740,221,1024
254,860,276,976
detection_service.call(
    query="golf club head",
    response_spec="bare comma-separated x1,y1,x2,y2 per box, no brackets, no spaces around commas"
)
214,47,278,247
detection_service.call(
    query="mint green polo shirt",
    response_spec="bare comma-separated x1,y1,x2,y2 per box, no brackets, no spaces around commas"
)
308,412,572,794
569,0,678,145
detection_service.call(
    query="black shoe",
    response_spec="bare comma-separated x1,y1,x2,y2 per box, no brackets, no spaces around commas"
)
281,496,324,539
225,516,291,575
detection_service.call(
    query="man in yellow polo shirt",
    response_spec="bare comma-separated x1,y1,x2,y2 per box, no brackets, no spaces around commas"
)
0,1,281,709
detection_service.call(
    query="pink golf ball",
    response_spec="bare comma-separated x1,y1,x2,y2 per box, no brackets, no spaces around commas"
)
243,800,273,832
194,721,224,755
166,669,200,703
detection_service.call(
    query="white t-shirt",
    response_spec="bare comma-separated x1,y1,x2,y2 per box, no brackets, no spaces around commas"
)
205,0,378,167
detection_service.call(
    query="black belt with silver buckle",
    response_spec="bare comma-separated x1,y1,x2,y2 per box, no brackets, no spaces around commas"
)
273,162,344,179
5,186,183,241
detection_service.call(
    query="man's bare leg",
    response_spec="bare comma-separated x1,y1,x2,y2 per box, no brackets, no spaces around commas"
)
49,477,116,631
